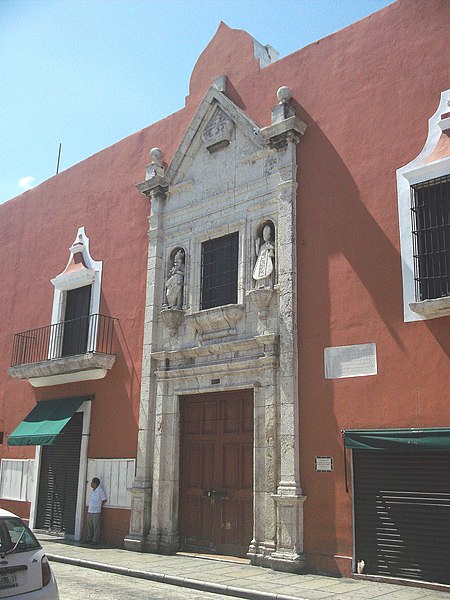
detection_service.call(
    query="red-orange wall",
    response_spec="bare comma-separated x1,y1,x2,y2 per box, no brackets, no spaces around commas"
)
185,0,450,576
1,0,449,563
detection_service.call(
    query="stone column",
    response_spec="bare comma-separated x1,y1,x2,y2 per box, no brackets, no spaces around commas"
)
248,365,279,567
125,157,168,551
260,88,308,573
146,373,180,553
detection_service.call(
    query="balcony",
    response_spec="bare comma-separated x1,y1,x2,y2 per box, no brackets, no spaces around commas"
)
8,314,117,387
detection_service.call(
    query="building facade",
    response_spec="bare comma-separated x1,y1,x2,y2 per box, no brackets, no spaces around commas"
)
1,0,449,588
0,136,150,545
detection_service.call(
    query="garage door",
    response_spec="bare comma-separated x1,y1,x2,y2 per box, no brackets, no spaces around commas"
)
353,450,450,584
35,412,83,534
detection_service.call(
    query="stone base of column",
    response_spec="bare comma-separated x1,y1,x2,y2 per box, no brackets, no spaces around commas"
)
124,479,152,552
270,550,306,573
270,491,307,573
247,540,275,568
123,535,147,552
145,529,179,554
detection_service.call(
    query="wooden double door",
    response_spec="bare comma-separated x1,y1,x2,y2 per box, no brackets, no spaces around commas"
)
179,390,253,557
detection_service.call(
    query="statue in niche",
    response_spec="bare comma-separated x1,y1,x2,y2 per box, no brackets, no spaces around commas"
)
165,249,185,309
253,224,275,289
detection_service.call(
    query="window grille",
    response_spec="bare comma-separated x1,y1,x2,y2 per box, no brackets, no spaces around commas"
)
411,175,450,301
201,232,239,309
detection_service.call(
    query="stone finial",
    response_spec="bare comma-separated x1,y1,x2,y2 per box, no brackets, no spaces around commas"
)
272,86,295,125
277,86,292,104
145,147,165,180
150,147,163,165
69,231,85,255
213,75,227,93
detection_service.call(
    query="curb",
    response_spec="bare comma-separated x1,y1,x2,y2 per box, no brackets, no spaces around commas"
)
47,553,305,600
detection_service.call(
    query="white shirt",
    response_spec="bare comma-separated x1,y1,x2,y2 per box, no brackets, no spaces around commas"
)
88,486,107,513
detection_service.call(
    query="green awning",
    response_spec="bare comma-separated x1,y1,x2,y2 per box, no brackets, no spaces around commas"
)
8,397,87,446
342,428,450,451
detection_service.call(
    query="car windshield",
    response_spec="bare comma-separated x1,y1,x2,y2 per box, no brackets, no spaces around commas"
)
0,518,41,555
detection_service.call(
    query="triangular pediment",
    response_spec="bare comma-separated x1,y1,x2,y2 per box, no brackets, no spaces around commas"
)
166,86,266,187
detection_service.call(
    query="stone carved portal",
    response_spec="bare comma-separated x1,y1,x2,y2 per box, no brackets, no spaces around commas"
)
128,84,307,574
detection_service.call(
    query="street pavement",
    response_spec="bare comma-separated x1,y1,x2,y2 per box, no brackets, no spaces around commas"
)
51,561,234,600
38,535,450,600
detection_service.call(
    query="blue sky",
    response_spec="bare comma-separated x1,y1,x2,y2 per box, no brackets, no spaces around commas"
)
0,0,393,205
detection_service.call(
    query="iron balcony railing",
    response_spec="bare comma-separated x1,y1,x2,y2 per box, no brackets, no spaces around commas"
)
11,314,116,367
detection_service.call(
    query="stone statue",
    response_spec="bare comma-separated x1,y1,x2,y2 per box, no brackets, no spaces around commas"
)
253,225,275,288
165,250,185,308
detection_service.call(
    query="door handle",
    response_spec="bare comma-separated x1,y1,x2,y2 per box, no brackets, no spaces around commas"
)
202,489,228,498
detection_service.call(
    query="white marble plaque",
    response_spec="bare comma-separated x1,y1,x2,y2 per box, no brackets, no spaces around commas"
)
324,343,377,379
315,457,333,472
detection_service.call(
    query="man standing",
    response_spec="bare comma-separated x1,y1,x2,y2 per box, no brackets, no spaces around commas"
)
86,477,107,545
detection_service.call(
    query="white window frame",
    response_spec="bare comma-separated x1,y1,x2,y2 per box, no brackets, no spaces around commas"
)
397,89,450,321
49,227,102,356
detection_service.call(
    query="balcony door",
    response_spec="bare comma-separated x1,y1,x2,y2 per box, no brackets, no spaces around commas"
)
62,285,91,357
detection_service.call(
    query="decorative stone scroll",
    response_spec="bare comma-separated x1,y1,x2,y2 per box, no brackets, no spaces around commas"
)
201,108,234,153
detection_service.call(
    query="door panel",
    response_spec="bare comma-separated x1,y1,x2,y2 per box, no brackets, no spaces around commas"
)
179,390,253,557
62,285,91,356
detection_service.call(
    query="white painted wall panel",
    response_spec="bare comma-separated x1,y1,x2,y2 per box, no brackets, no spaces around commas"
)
86,459,135,509
0,459,35,501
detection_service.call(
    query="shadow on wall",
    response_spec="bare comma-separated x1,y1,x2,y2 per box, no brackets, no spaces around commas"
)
294,100,404,576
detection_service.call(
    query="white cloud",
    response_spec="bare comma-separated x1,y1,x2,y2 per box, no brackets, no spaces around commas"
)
18,176,37,190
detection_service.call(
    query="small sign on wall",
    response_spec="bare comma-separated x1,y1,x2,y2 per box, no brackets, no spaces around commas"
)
315,456,333,472
324,343,377,379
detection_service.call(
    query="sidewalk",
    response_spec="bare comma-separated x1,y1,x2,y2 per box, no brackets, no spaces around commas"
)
38,535,450,600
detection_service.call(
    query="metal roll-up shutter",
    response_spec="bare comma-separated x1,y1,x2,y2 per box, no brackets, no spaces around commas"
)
353,450,450,585
36,412,83,535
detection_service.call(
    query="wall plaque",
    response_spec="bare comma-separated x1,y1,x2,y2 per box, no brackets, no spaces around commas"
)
315,457,333,472
324,343,377,379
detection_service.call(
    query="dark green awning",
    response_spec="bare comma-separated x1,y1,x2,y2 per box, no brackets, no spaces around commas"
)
342,428,450,451
8,397,87,446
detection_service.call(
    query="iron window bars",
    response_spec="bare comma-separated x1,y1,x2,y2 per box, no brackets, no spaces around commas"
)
411,174,450,301
201,232,239,310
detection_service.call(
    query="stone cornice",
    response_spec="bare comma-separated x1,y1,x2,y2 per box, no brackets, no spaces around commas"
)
151,333,279,362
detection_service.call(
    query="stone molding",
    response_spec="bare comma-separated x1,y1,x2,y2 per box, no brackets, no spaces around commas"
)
247,287,276,320
409,296,450,319
8,352,115,387
260,115,307,150
152,333,279,362
160,307,184,336
184,304,245,342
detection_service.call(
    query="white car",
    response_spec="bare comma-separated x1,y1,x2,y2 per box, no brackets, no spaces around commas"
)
0,509,59,599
